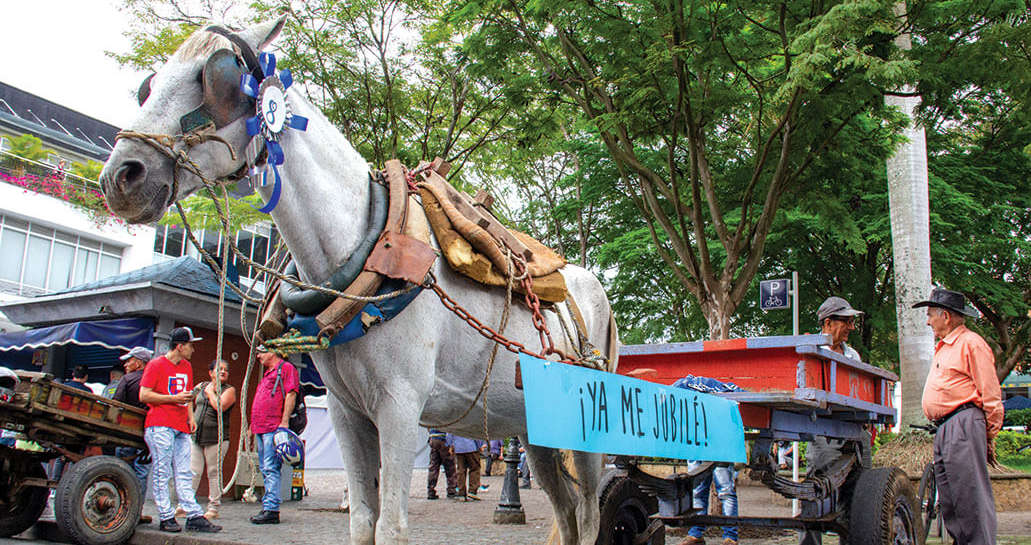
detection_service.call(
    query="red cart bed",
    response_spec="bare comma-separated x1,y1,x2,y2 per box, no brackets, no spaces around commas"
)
617,334,897,430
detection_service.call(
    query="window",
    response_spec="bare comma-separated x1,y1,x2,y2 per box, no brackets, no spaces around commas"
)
0,215,124,296
153,222,278,291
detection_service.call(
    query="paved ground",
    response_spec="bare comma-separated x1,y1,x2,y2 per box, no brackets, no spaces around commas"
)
9,469,1031,545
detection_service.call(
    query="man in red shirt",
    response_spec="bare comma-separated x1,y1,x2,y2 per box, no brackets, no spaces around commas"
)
140,327,221,534
916,287,1001,545
249,344,299,525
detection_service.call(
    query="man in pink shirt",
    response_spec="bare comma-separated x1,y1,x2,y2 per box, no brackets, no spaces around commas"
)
915,287,1001,545
249,345,299,525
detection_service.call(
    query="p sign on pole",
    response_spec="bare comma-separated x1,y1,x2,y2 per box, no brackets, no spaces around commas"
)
759,278,791,311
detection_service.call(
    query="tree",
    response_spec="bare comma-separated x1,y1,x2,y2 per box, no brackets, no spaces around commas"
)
456,0,912,339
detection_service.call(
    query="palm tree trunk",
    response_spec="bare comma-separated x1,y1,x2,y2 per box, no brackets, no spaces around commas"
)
886,4,935,427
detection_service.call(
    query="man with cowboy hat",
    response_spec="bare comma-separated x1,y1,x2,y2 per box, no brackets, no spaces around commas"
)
916,287,1001,545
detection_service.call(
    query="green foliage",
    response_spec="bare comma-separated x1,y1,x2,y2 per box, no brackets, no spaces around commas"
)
158,192,269,236
872,431,897,455
994,429,1031,458
4,134,52,163
107,23,196,70
1005,409,1031,429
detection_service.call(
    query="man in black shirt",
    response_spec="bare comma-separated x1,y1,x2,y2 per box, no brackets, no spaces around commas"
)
113,346,154,523
65,365,92,392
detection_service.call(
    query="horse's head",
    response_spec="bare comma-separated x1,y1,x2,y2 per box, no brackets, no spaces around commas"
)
100,18,286,224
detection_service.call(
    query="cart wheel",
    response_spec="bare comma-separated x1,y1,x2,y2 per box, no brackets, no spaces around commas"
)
0,459,49,537
847,467,921,545
596,475,664,545
54,455,141,545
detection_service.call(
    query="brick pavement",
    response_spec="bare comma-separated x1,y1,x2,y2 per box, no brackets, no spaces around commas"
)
120,469,1031,545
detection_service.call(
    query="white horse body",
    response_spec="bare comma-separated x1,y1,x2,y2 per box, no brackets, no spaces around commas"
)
100,19,610,545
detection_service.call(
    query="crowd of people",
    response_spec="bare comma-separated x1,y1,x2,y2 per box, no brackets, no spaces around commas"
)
70,327,303,533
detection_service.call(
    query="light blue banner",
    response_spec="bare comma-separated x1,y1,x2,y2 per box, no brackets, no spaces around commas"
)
520,354,747,463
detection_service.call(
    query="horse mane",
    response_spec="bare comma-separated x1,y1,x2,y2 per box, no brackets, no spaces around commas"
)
174,27,235,61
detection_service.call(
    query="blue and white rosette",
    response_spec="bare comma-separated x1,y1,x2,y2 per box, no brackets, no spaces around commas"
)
240,52,308,213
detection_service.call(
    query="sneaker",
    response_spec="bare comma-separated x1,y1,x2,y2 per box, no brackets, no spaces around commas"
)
519,481,531,489
185,516,222,533
466,493,481,501
446,491,458,498
427,491,439,500
159,518,181,533
677,537,704,545
478,484,489,491
250,510,280,524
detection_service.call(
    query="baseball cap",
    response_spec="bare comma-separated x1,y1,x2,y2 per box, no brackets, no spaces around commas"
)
169,326,203,346
120,346,154,361
816,296,864,322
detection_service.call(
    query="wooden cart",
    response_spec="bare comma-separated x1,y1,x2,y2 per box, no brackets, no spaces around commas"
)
0,369,146,545
594,334,915,545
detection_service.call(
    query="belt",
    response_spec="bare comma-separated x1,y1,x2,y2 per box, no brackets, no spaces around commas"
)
933,401,980,427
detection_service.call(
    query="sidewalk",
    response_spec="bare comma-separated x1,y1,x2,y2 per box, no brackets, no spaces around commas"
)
120,469,1031,545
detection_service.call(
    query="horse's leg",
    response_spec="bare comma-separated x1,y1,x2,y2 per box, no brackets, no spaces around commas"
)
523,441,580,545
328,393,381,545
571,450,602,545
371,400,423,545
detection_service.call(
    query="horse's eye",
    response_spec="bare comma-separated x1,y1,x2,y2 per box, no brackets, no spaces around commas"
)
137,73,155,106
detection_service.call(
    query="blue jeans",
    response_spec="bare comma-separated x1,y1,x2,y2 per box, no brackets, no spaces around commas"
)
687,462,738,541
255,432,283,511
145,426,203,521
114,446,151,501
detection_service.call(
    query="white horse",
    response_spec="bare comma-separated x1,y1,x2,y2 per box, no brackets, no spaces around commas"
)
100,18,614,545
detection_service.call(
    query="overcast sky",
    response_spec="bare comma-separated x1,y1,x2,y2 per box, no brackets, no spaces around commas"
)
1,1,147,128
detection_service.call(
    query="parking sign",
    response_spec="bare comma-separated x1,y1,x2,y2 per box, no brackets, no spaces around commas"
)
760,279,790,310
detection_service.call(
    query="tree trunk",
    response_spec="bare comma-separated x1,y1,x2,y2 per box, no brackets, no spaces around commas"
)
886,4,935,428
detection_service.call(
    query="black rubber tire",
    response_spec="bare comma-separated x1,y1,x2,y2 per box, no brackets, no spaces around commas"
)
0,459,49,537
916,464,937,545
847,467,921,545
54,455,141,545
596,475,664,545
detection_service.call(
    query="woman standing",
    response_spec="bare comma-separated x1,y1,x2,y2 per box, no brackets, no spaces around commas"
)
190,359,236,519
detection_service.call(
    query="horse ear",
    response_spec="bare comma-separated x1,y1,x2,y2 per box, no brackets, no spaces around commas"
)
202,48,252,128
238,15,286,52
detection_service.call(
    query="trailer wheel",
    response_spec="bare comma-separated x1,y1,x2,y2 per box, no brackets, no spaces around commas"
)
55,455,141,545
847,467,921,545
597,475,664,545
0,459,49,537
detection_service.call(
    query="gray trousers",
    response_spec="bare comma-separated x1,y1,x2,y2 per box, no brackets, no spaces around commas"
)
934,407,996,545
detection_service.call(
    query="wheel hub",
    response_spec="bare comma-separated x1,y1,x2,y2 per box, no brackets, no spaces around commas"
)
82,480,127,532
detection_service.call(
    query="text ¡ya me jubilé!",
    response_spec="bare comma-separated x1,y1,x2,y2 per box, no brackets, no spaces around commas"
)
577,381,708,446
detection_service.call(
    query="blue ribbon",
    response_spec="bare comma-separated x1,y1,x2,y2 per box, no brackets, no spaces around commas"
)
238,52,308,214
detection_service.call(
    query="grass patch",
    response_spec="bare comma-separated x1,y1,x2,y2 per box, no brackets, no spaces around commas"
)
999,455,1031,474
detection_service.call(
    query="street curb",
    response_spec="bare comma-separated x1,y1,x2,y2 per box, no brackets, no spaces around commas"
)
130,528,242,545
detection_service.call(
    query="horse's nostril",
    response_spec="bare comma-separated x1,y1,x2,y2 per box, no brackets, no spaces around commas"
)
115,160,146,189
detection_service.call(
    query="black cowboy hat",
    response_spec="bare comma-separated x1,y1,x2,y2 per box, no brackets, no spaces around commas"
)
911,287,979,318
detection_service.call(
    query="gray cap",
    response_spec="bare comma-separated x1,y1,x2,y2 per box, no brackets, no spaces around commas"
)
120,346,153,362
817,296,864,322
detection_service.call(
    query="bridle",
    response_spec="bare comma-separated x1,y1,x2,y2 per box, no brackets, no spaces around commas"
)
116,25,269,205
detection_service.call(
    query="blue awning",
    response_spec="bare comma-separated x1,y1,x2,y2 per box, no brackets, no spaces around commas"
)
1005,395,1031,411
0,318,154,353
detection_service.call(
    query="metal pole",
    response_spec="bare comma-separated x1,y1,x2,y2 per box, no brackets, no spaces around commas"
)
493,437,526,524
791,270,800,518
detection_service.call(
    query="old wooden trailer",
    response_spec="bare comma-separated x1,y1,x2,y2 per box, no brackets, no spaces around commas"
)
586,334,913,545
0,369,146,545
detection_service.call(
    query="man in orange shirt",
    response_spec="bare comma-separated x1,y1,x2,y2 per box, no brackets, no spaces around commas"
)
915,287,1001,545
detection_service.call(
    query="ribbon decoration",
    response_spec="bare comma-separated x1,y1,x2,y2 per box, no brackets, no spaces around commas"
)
240,52,308,213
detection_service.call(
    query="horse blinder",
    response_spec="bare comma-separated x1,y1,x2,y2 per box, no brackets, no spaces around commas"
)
179,48,254,134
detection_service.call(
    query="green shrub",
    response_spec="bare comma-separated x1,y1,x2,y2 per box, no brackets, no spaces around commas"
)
872,431,897,455
994,429,1031,457
1004,408,1031,429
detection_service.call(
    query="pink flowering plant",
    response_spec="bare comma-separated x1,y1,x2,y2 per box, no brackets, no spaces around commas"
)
0,156,128,228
